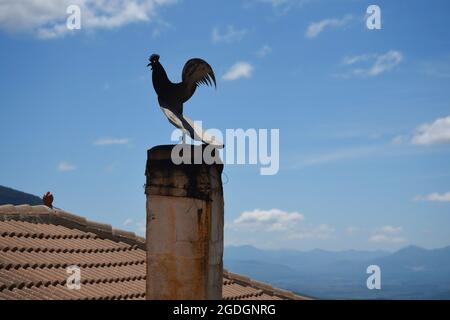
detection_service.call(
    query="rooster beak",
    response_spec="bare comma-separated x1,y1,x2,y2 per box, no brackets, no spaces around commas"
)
147,62,151,67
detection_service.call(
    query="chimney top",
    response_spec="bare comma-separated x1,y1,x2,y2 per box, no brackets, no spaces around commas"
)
145,144,223,201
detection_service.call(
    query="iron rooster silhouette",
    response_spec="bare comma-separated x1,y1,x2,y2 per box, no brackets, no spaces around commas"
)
147,54,223,147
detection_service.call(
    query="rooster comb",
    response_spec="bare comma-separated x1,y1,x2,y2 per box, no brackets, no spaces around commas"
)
149,54,160,62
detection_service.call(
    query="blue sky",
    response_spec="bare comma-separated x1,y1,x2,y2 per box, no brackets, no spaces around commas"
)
1,0,449,251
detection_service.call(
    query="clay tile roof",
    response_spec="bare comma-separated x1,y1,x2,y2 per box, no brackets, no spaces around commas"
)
0,205,311,300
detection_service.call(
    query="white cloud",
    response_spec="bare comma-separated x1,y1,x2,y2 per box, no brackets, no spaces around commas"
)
379,225,402,234
369,225,406,244
0,0,176,39
123,218,145,234
411,115,450,145
233,208,304,231
123,218,134,226
253,0,311,14
342,54,375,66
414,192,450,202
369,234,406,243
339,50,403,78
226,209,335,248
212,25,247,44
365,51,403,76
305,15,352,39
94,137,131,146
410,266,426,272
57,161,76,172
222,62,253,81
256,45,272,58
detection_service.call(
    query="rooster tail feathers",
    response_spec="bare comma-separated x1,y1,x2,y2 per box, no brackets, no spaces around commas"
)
182,58,217,98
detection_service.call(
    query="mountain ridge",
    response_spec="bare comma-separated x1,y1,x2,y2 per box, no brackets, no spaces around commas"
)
225,244,450,299
0,185,43,206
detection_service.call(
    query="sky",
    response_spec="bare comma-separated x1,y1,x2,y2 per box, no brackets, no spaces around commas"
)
0,0,449,251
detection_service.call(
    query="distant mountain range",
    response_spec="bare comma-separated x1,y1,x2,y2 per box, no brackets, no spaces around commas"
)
225,245,450,299
0,185,43,206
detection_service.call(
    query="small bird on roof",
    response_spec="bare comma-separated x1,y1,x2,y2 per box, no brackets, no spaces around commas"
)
147,54,223,147
42,192,53,208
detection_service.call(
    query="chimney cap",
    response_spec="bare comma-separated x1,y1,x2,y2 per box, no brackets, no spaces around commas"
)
145,145,223,201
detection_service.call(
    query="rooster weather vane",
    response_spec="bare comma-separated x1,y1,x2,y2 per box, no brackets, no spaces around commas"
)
148,54,223,148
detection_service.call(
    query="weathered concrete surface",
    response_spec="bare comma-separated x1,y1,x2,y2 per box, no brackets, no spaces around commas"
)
145,145,224,300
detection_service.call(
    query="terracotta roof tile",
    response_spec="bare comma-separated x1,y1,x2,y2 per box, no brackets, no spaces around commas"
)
0,205,310,300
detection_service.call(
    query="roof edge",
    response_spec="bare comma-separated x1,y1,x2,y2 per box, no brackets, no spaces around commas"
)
0,204,145,249
223,269,312,300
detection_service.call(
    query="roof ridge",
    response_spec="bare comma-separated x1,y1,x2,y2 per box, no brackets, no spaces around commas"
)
223,269,312,300
0,204,145,249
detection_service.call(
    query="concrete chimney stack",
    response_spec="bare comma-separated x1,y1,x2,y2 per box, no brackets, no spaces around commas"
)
145,145,224,300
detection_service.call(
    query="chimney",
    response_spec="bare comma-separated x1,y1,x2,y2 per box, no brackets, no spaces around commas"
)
145,145,224,300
